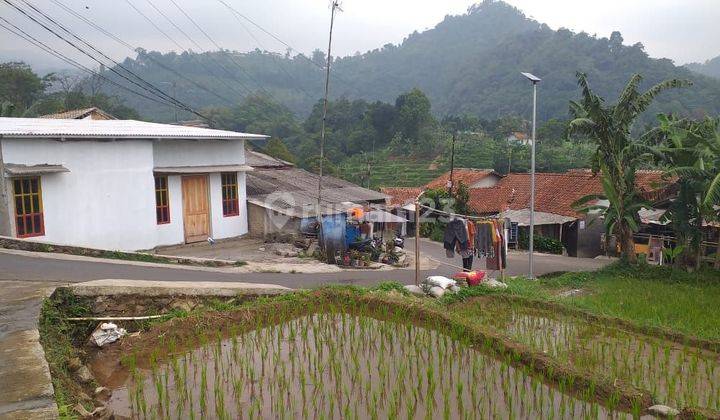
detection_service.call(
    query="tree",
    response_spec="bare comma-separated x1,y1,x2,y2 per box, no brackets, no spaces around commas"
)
264,137,297,163
569,73,689,262
653,114,720,269
0,62,48,114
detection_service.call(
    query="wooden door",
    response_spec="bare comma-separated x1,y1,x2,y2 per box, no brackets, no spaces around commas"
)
181,175,210,243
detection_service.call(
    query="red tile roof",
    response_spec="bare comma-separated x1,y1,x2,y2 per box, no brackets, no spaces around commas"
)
380,187,423,207
424,168,500,189
468,170,670,218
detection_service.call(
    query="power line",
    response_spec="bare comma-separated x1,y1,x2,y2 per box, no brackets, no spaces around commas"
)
49,0,236,106
138,0,253,97
0,15,182,109
163,0,298,105
5,0,209,119
215,0,323,70
122,0,249,100
205,0,315,101
17,0,191,112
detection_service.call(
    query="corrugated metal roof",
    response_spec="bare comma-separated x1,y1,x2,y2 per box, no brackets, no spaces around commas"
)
0,117,268,140
247,167,388,217
245,149,293,168
154,165,253,173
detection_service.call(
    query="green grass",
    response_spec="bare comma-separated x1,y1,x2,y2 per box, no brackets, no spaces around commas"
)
500,262,720,340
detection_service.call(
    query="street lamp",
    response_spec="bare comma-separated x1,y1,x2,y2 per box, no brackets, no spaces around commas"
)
521,72,541,279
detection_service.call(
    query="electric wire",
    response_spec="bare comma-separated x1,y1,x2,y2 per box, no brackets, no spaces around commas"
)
0,15,182,109
139,0,254,97
5,0,209,119
123,0,249,99
49,0,236,106
163,0,303,106
17,0,193,112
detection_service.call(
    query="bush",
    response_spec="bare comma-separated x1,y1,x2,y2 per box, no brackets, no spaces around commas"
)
518,232,564,254
420,221,446,242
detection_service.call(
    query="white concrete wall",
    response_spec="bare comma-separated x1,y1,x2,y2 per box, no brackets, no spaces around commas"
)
208,171,247,240
2,139,157,250
155,175,184,247
153,139,245,167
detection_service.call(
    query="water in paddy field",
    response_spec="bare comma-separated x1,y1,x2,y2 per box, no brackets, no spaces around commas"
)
455,297,720,412
98,313,638,419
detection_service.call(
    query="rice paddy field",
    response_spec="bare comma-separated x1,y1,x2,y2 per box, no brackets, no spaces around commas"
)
105,313,626,419
453,296,720,413
46,279,720,419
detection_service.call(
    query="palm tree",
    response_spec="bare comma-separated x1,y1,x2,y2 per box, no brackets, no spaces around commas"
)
569,73,689,262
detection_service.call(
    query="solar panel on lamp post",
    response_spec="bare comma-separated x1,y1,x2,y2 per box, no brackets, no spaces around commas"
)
521,72,541,280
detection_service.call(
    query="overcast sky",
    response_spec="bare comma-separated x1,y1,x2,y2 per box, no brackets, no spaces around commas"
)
1,0,719,73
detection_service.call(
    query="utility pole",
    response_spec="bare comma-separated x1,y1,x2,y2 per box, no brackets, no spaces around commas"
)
447,131,456,193
316,1,340,257
521,72,541,280
172,81,178,122
0,139,11,236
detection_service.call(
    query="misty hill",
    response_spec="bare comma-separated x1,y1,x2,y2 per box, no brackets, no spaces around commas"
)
101,0,720,122
686,55,720,80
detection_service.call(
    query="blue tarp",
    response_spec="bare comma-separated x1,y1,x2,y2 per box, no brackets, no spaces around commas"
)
345,224,360,247
321,213,347,263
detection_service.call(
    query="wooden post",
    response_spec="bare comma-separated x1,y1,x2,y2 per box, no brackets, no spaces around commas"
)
415,201,420,286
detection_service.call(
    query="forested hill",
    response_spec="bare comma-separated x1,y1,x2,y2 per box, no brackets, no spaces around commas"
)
101,0,720,122
686,55,720,80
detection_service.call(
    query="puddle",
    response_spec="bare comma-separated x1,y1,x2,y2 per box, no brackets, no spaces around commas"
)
94,313,634,419
455,297,720,411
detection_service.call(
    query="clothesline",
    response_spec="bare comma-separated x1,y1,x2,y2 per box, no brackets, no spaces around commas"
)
426,255,500,276
416,204,501,221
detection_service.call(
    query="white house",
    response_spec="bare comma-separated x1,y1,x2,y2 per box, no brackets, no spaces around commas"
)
0,117,267,250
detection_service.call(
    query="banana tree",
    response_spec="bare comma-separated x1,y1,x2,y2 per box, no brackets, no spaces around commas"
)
568,73,689,262
652,114,720,268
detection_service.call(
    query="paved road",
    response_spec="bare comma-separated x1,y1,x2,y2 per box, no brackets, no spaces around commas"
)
0,239,610,289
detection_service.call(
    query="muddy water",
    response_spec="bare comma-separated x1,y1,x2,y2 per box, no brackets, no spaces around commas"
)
455,297,720,411
96,313,633,419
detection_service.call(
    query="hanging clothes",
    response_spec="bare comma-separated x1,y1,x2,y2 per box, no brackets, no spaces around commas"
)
475,221,493,257
443,218,468,258
467,221,476,251
462,255,474,271
485,220,505,270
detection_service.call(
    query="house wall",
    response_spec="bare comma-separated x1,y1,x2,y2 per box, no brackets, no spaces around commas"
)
153,139,245,167
208,171,247,240
2,139,157,250
576,214,605,258
247,202,301,238
155,175,184,246
2,138,249,250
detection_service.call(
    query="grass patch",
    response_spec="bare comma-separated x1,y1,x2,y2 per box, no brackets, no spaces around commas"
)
38,288,95,419
501,262,720,340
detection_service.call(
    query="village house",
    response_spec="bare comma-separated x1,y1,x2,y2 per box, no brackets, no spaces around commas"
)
40,107,117,121
383,168,669,257
0,117,267,250
245,149,388,237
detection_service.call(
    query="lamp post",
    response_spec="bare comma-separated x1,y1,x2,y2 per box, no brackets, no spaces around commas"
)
521,72,541,279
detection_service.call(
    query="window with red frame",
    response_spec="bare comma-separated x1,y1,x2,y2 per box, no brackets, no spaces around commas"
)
221,172,239,217
13,177,44,238
155,176,170,224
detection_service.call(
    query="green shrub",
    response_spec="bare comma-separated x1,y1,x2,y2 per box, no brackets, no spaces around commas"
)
519,232,564,254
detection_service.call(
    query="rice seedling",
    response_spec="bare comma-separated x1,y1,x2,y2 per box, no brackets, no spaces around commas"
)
454,296,720,411
102,305,645,419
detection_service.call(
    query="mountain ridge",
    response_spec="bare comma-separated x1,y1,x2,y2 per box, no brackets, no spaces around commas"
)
98,0,720,122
